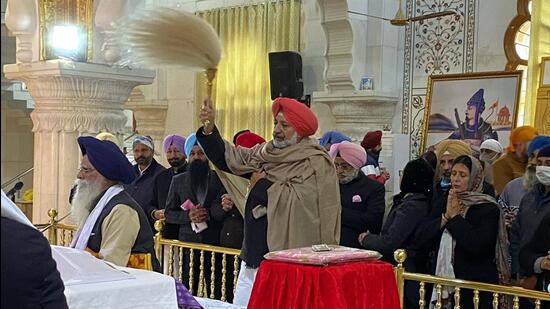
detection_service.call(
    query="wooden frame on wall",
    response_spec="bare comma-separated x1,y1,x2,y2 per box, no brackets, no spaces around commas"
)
420,71,523,153
504,0,531,71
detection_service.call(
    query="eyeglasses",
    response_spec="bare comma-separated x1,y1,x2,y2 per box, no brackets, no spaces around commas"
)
77,166,96,174
334,163,354,171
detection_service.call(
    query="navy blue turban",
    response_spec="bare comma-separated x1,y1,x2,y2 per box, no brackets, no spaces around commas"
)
77,136,135,184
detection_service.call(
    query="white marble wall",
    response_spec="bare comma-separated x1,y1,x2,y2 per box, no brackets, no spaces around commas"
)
474,0,516,72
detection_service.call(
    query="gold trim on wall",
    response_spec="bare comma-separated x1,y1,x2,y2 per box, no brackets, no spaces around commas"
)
38,0,94,62
420,70,523,153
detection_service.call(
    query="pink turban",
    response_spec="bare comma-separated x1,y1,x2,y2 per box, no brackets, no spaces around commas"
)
163,134,186,156
329,141,367,169
272,97,318,137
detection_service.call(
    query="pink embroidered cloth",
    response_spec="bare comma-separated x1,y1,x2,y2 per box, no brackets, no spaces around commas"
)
264,245,382,265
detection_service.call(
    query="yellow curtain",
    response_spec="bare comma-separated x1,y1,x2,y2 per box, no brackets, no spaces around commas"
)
196,0,300,141
524,0,550,125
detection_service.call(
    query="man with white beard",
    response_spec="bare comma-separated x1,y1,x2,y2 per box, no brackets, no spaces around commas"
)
197,97,340,306
70,136,159,272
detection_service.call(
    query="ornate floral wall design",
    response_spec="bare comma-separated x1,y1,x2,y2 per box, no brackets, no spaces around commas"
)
402,0,476,157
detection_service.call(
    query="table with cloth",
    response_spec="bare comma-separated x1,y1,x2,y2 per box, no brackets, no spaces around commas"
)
248,260,401,309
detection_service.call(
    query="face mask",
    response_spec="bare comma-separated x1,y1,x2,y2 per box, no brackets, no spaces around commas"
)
479,153,498,164
535,166,550,185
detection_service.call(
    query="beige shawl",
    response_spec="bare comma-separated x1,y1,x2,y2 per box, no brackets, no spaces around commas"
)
221,137,341,251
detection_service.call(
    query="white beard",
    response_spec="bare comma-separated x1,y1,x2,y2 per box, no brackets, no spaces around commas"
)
272,133,298,149
339,169,360,184
70,179,103,227
523,166,538,190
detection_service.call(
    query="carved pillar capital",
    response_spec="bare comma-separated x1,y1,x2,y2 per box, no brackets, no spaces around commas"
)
3,60,155,223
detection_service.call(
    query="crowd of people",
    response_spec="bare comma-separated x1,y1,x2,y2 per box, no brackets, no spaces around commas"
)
2,97,549,308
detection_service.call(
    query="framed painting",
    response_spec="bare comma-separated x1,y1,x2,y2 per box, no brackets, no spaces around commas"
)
421,71,522,153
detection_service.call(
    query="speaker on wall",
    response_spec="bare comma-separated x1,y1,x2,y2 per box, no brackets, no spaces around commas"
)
268,51,303,100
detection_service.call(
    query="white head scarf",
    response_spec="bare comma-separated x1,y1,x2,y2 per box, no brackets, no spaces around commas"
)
480,139,503,154
1,189,34,227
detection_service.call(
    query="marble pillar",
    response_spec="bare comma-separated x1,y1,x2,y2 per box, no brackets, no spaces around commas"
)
3,61,155,223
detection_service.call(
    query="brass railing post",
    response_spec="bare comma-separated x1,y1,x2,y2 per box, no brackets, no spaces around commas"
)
47,209,58,245
154,219,164,261
394,249,407,308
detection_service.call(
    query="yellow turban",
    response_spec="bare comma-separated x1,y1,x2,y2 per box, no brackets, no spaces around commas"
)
435,139,471,160
95,132,119,145
507,125,538,152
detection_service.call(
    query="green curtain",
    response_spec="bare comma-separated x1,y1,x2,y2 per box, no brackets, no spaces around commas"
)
196,0,300,141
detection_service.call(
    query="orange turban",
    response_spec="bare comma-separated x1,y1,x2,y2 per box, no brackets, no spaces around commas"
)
272,97,318,137
507,125,538,152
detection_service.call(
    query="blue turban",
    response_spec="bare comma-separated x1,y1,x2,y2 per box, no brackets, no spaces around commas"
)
466,88,486,132
538,144,550,158
319,131,352,147
184,133,203,158
467,89,486,113
528,135,550,157
78,136,135,184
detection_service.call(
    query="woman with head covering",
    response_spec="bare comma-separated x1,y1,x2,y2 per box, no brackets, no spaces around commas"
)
329,141,385,248
359,158,434,307
427,155,499,309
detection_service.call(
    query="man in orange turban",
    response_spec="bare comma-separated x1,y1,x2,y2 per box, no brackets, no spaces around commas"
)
198,97,340,306
492,125,538,194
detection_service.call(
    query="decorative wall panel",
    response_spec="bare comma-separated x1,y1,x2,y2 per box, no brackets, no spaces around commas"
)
402,0,475,157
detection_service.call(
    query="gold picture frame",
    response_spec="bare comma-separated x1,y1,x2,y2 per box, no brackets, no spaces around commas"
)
38,0,94,62
420,70,523,153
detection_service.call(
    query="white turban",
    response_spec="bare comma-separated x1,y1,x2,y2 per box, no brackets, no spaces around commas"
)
480,139,503,154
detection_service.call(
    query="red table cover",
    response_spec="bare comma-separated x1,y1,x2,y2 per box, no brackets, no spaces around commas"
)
248,260,401,309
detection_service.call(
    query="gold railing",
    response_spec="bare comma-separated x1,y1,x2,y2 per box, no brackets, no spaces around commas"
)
153,220,241,302
393,249,550,309
35,209,77,246
39,210,548,306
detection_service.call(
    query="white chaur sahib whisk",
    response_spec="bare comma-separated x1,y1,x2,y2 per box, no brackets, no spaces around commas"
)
112,7,222,71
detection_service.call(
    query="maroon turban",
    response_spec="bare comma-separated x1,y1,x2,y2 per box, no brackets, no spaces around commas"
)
361,130,383,150
271,97,318,137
